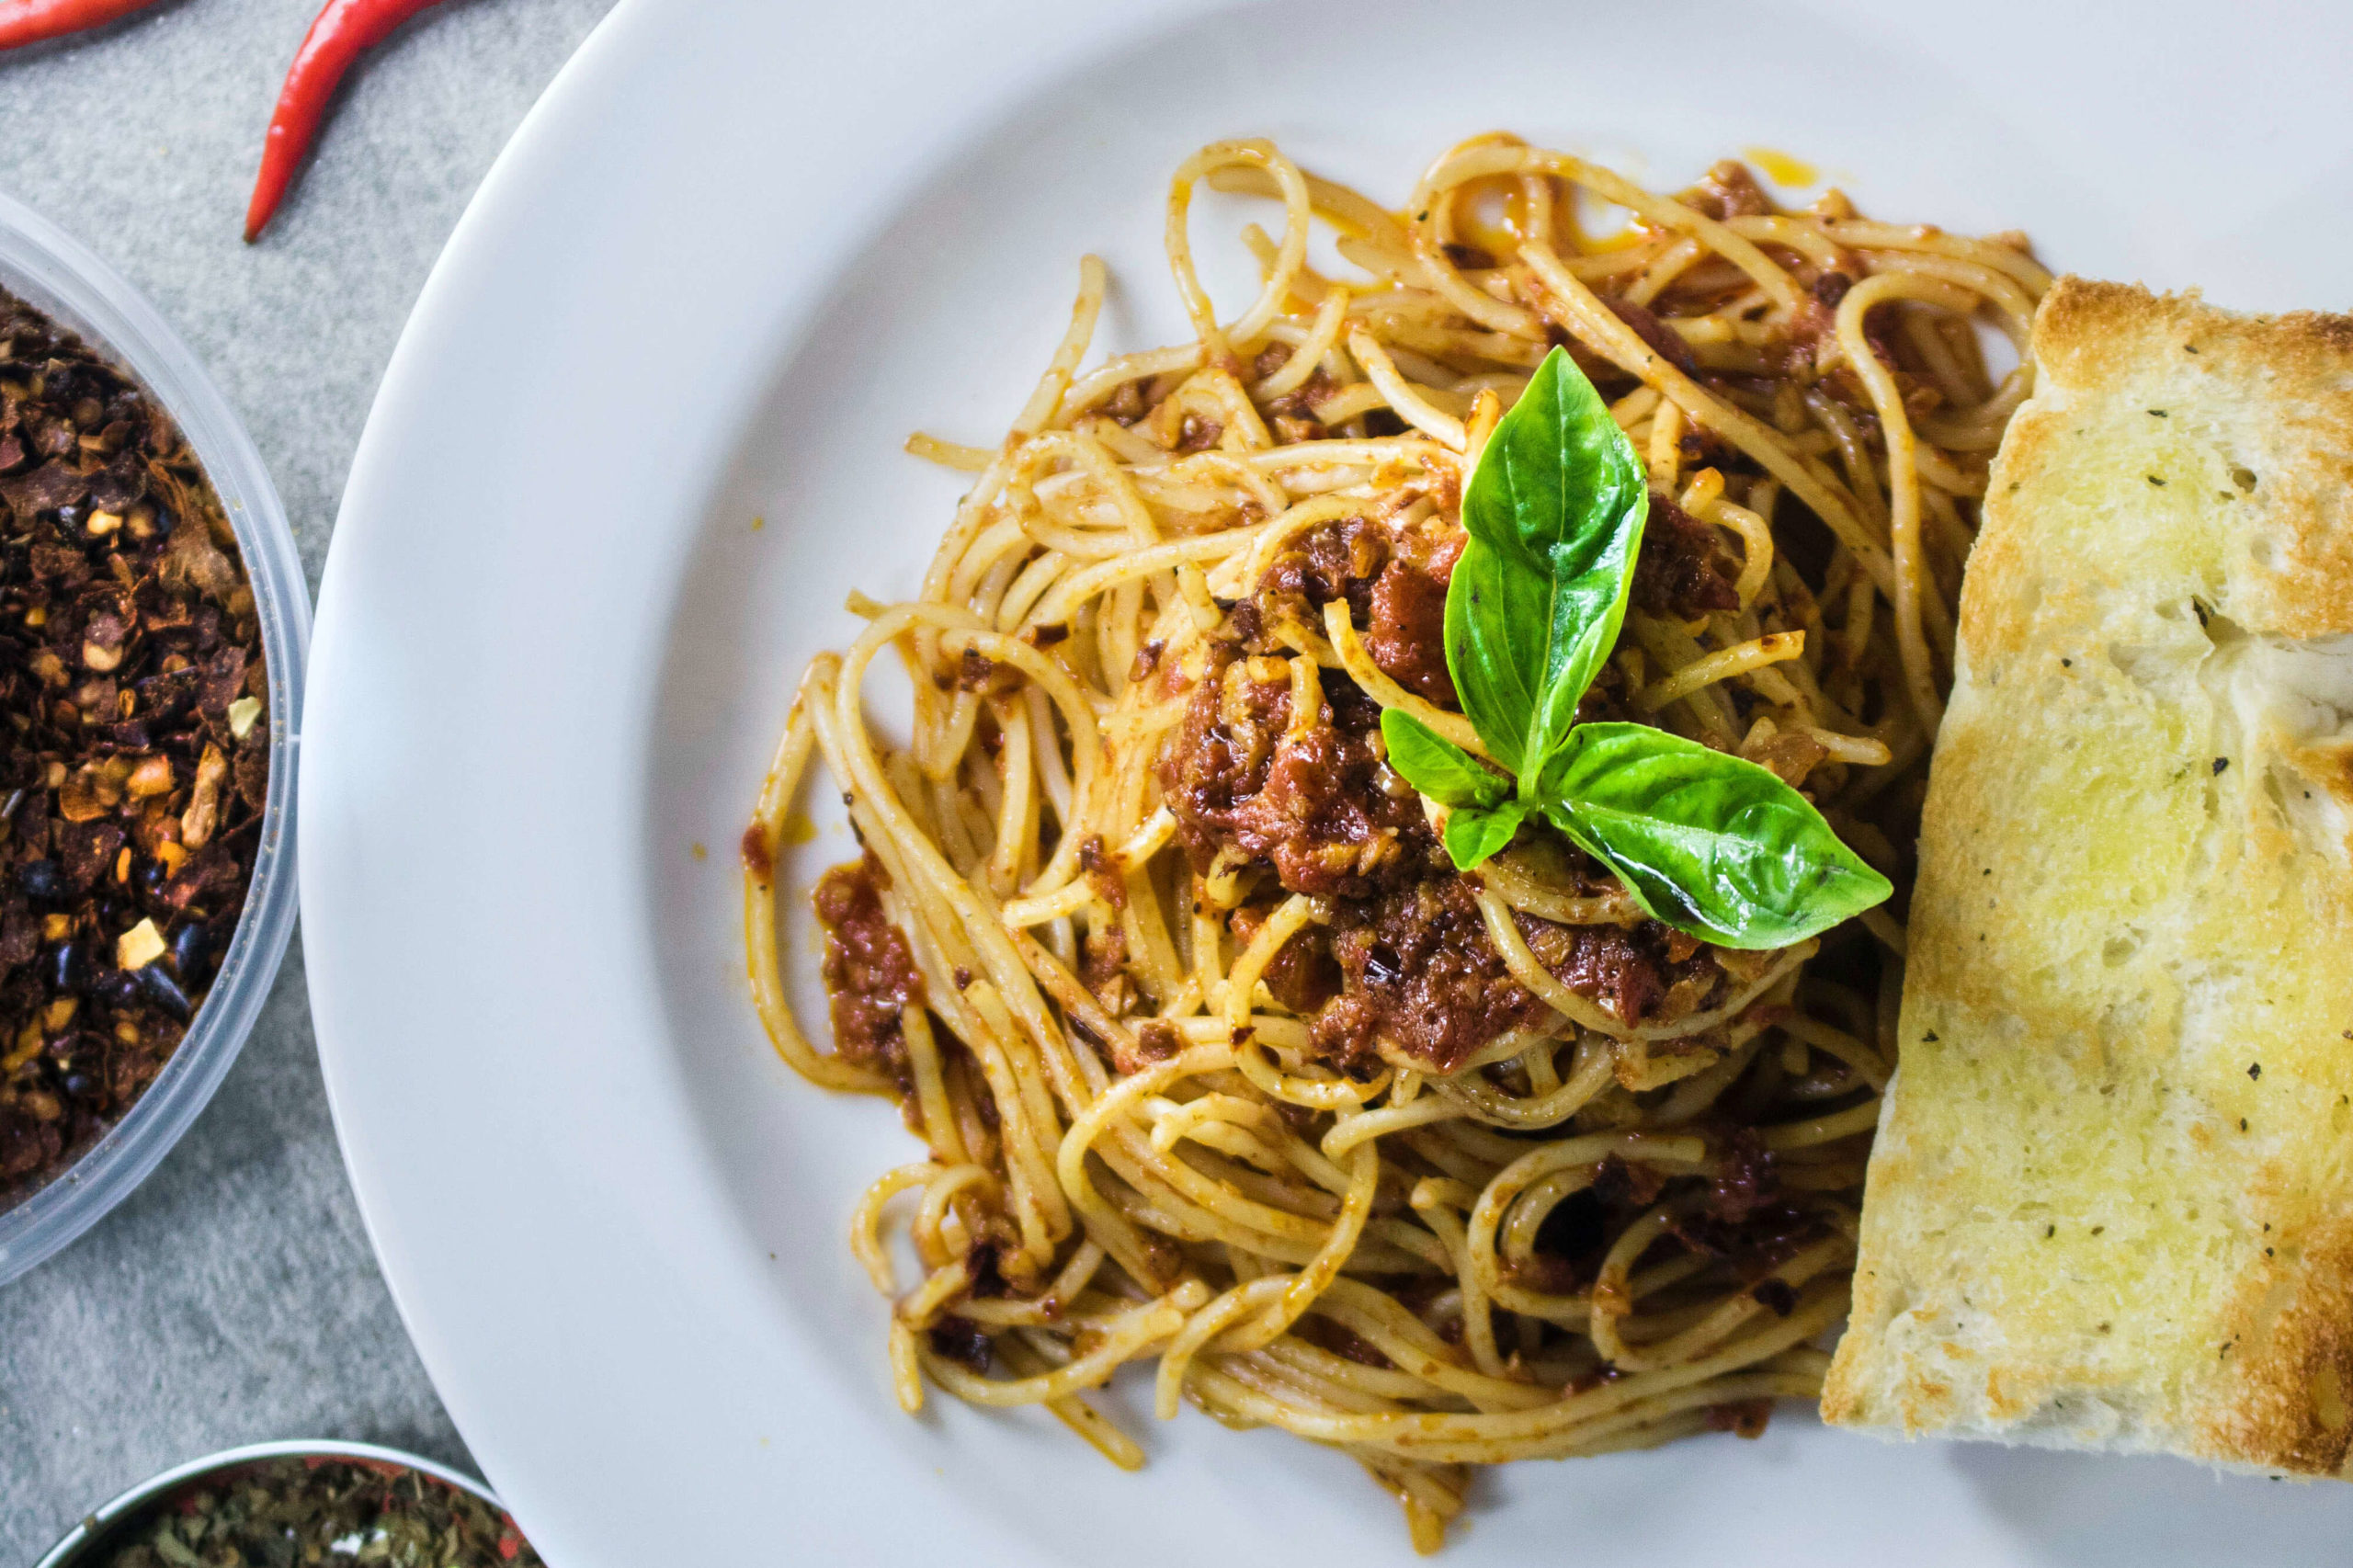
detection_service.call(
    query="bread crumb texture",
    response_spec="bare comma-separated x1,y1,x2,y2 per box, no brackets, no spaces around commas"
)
1824,278,2353,1475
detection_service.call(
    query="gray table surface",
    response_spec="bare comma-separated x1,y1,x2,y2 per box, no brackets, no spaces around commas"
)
0,1,615,1558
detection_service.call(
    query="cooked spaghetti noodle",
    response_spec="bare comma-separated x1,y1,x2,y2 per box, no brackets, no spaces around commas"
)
743,136,2043,1551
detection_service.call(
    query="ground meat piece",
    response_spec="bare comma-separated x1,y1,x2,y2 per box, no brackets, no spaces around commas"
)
1676,424,1739,473
1364,557,1455,705
1685,160,1770,220
1518,917,1665,1025
1745,728,1828,790
1079,903,1135,1017
1662,1143,1822,1260
1593,1153,1670,1210
1257,517,1386,626
1159,646,1425,900
927,1315,991,1372
1706,1127,1778,1223
1631,494,1740,619
1313,875,1544,1072
1176,415,1222,453
965,1241,1009,1299
1705,1399,1775,1437
737,822,773,881
1783,288,1903,392
1103,381,1148,425
1264,369,1338,428
1131,1020,1181,1062
1230,902,1341,1013
812,854,926,1086
1603,298,1699,377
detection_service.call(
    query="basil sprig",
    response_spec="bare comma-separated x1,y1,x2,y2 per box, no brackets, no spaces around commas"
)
1381,347,1890,949
1446,334,1647,788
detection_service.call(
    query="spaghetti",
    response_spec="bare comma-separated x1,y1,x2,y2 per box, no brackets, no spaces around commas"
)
743,135,2043,1551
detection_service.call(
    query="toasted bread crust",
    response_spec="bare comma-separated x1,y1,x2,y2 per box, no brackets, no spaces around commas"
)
1825,278,2353,1473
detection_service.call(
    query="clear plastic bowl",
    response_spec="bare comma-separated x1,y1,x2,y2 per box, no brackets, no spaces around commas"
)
31,1439,514,1567
0,189,308,1286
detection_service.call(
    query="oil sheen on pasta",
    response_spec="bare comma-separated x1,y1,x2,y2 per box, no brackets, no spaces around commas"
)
743,134,2045,1551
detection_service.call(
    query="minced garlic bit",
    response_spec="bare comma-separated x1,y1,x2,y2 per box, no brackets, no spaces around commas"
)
227,694,263,740
117,917,166,971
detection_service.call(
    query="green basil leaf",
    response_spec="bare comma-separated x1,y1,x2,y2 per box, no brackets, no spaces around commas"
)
1537,722,1892,949
1442,799,1529,870
1379,708,1509,809
1445,345,1647,787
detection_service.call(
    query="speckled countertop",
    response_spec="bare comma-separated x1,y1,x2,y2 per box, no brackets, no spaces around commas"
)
0,2,612,1557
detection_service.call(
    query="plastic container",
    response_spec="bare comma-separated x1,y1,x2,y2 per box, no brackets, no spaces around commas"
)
32,1439,516,1567
0,190,308,1285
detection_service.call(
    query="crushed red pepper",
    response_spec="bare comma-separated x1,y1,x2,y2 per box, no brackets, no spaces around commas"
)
0,287,267,1208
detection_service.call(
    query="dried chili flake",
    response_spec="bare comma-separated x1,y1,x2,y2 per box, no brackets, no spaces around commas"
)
0,287,267,1209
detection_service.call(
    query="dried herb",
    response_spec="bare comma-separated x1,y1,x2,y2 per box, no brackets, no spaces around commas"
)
0,286,267,1207
100,1456,541,1568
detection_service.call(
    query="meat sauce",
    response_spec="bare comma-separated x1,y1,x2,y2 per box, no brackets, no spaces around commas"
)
1314,875,1544,1071
1365,557,1453,703
1632,494,1742,619
1159,503,1746,1074
812,854,926,1088
1506,1136,1820,1353
812,420,1756,1081
1253,510,1463,707
1160,641,1423,902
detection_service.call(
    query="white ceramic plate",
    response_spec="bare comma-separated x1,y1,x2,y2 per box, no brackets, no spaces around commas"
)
301,1,2353,1562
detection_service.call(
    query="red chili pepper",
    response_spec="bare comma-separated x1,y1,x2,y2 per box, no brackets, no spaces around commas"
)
0,0,160,51
244,0,448,243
